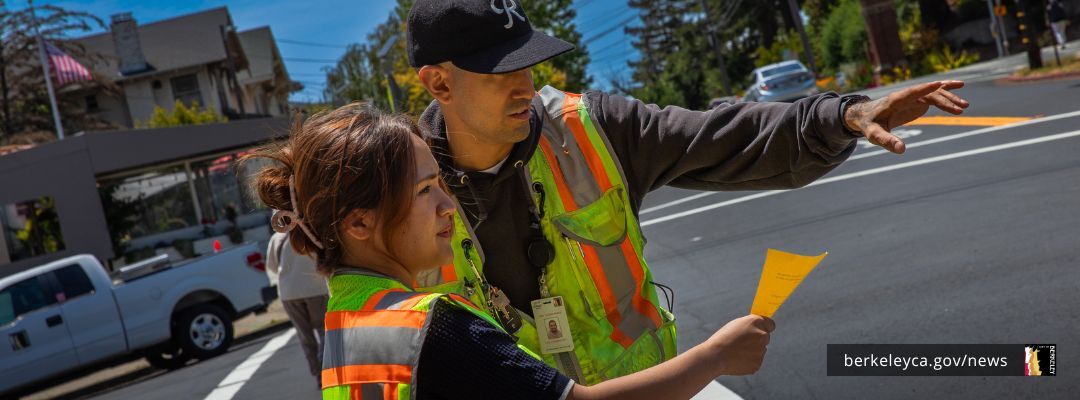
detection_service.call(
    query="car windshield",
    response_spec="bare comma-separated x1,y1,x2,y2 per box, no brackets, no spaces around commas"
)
761,63,804,78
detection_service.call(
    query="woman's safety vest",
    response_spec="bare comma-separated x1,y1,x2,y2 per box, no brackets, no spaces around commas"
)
416,86,678,385
321,269,537,399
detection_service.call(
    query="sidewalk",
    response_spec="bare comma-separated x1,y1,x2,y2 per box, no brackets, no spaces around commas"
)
857,39,1080,99
234,298,292,339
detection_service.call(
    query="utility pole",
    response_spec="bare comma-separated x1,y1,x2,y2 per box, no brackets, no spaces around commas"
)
986,0,1005,58
699,0,732,96
786,0,817,76
376,36,404,113
1015,0,1043,70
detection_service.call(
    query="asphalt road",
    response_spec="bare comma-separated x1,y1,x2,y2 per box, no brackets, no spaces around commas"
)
26,75,1072,400
643,76,1080,399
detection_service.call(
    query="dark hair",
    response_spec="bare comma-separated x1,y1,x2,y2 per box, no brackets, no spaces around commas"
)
243,103,419,275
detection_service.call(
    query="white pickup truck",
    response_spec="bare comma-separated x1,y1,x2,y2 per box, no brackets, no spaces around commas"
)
0,243,276,396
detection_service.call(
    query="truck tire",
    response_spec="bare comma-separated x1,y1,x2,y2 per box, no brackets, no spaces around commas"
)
174,303,234,360
144,342,191,370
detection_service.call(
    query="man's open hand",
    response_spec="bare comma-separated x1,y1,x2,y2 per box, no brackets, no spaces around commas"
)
844,80,969,154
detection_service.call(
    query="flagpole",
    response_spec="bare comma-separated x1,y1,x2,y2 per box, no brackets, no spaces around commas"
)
28,0,64,140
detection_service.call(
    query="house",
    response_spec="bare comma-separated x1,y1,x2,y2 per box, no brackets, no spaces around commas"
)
67,7,294,129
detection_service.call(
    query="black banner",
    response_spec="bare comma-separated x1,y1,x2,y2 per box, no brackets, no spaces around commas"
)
827,344,1056,376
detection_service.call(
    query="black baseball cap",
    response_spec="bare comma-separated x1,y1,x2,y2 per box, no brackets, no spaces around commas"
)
407,0,575,74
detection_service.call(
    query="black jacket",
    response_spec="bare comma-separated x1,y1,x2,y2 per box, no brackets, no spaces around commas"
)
419,90,860,313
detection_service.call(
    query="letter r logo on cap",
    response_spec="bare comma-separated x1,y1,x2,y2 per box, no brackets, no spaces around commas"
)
491,0,526,29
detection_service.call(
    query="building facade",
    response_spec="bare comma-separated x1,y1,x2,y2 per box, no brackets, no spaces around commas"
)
66,8,294,129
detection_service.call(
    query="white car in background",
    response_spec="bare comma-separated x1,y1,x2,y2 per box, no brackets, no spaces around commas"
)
743,60,819,102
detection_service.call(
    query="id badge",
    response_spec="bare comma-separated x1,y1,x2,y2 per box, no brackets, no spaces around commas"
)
531,296,574,354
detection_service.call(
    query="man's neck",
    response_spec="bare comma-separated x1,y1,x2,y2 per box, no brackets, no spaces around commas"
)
444,118,513,172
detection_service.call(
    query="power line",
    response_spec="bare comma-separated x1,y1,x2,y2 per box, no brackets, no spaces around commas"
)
578,5,633,29
582,15,637,45
277,38,350,49
589,39,633,59
282,57,339,64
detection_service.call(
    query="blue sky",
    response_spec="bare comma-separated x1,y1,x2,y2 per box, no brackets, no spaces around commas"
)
8,0,640,103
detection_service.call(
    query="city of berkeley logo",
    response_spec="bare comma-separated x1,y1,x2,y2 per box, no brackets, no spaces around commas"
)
1025,346,1042,376
491,0,525,29
1025,345,1056,376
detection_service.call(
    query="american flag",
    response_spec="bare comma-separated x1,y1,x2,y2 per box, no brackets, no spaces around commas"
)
44,42,93,86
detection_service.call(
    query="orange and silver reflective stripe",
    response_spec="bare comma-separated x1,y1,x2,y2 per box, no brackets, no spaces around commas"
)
561,92,663,331
535,90,663,347
321,290,432,391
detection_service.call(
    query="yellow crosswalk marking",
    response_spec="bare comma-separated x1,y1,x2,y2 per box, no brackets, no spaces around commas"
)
906,116,1033,126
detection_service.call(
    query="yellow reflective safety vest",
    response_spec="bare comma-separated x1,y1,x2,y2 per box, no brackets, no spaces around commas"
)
321,268,538,399
416,86,678,384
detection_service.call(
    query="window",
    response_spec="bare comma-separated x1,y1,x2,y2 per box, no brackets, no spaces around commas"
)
98,165,198,248
171,74,203,107
97,152,272,266
0,276,57,326
761,63,805,78
1,197,65,263
53,264,94,300
85,95,99,112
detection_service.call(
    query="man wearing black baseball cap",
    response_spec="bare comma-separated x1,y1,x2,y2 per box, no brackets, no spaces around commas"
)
407,0,969,389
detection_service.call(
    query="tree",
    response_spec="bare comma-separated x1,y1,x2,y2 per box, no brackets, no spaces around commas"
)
325,0,591,115
811,0,868,71
521,0,592,91
0,4,111,142
624,0,792,109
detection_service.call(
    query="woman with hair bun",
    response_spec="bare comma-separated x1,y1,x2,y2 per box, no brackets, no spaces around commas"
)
245,103,773,400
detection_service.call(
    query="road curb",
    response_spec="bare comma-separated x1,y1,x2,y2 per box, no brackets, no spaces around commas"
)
998,70,1080,84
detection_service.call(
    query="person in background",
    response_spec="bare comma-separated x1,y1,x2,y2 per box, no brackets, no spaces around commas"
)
1048,0,1069,50
265,231,329,386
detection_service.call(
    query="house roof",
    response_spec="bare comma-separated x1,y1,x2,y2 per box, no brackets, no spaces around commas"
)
74,7,246,82
0,117,290,177
237,27,284,85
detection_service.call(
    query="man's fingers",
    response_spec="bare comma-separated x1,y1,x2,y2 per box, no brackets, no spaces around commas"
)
925,92,965,115
936,88,970,109
902,81,945,101
939,80,965,91
866,123,906,154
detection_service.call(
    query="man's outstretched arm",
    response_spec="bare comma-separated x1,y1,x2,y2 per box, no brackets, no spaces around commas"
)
588,81,968,212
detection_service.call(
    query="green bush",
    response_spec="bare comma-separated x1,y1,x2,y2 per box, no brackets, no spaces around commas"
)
812,0,867,70
926,46,979,73
138,100,227,129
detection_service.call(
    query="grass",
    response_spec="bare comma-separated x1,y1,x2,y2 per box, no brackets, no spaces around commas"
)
1013,54,1080,78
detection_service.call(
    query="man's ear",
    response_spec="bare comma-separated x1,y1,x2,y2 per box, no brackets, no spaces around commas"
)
418,63,452,103
341,209,376,242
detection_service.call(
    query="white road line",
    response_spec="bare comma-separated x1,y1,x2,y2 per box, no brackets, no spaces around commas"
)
642,129,1080,227
640,109,1080,216
204,328,296,400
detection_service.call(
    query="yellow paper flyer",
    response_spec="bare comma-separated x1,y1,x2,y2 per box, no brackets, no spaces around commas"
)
750,249,827,318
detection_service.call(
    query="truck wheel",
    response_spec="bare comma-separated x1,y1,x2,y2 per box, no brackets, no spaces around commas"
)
144,342,191,370
174,303,234,360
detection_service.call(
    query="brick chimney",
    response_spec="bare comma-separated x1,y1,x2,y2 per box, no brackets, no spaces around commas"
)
110,12,149,75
